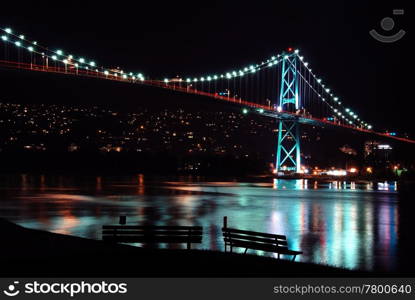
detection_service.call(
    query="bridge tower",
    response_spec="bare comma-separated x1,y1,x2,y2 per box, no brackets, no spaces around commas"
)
275,54,301,173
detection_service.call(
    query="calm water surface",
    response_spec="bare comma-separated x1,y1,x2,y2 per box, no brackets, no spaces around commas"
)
0,174,400,271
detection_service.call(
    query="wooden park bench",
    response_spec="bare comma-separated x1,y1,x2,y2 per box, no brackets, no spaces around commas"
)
102,224,203,249
221,217,302,261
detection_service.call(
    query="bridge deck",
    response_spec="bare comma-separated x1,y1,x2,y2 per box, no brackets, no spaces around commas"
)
0,59,413,144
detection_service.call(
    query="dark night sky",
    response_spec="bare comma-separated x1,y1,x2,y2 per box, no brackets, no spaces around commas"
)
0,0,411,133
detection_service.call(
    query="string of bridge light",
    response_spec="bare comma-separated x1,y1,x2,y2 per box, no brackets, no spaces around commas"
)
296,71,355,126
295,53,366,127
294,52,372,130
163,53,286,84
2,26,284,84
0,28,101,72
296,58,361,127
294,66,361,127
0,27,146,81
0,26,288,91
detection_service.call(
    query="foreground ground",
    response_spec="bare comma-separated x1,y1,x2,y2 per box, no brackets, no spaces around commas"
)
0,218,366,277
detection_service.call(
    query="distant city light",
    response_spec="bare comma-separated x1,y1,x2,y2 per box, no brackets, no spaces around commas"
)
1,35,8,41
56,50,63,55
242,108,248,114
5,28,12,34
378,144,392,150
327,170,347,176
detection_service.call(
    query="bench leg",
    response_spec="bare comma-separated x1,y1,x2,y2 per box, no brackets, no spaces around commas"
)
187,242,191,250
224,244,227,252
244,248,248,254
278,253,280,259
291,255,297,261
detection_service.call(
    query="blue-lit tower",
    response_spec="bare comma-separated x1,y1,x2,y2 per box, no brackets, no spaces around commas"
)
275,53,301,173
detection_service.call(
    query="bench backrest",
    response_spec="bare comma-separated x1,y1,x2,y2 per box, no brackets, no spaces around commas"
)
102,225,203,244
222,227,287,247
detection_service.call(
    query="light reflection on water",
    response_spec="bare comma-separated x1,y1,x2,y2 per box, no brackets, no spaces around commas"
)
0,175,400,271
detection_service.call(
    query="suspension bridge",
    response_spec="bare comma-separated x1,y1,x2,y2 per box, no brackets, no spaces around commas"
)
1,26,413,173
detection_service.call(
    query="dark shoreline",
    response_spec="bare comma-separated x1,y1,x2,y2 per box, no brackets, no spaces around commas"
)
0,171,410,183
0,218,368,277
3,218,415,277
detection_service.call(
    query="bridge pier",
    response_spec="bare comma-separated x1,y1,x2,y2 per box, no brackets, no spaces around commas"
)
276,119,301,173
